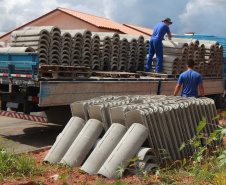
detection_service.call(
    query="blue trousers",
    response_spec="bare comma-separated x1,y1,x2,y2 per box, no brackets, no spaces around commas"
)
145,39,163,72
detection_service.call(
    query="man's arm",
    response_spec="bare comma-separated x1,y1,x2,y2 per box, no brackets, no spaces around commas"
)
168,33,172,40
199,83,204,97
174,83,182,96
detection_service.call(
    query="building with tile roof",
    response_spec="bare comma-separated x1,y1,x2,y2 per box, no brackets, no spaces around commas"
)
0,7,151,46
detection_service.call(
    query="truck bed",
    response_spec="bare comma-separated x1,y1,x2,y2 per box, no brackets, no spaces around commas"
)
38,76,225,107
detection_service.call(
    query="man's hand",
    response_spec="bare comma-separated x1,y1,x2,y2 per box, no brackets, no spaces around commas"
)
199,83,205,97
168,33,172,40
174,83,182,96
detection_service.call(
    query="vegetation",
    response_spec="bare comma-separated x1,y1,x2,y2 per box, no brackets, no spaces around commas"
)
0,145,44,181
115,114,226,185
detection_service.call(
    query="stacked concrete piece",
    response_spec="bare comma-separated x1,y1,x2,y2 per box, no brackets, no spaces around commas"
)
60,119,104,167
43,117,85,164
45,95,220,179
45,26,61,65
44,116,152,179
23,26,61,65
91,34,101,70
98,35,112,70
110,33,120,71
64,30,83,66
60,31,73,66
119,38,129,71
8,27,224,76
10,28,51,65
201,41,222,76
93,32,120,71
159,41,189,74
131,35,145,71
133,147,159,175
143,37,223,75
171,38,223,76
0,46,35,53
119,34,138,71
79,30,92,67
70,95,220,164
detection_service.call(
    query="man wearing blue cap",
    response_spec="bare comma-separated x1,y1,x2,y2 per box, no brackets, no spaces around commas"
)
145,18,172,73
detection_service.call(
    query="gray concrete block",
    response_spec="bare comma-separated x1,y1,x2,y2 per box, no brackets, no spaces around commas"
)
60,119,104,167
43,117,85,164
135,147,157,160
98,123,148,179
81,123,127,175
135,155,159,169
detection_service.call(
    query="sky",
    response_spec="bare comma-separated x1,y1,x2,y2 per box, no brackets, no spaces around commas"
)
0,0,226,38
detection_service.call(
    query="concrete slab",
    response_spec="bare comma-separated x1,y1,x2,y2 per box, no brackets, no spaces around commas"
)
0,116,63,154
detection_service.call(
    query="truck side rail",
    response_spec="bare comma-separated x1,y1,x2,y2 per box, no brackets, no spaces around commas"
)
0,52,39,78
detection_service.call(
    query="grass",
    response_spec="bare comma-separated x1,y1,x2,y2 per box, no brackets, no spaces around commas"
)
0,144,225,184
0,145,44,181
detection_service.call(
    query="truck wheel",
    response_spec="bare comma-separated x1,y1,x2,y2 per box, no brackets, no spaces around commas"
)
45,105,72,125
216,94,226,109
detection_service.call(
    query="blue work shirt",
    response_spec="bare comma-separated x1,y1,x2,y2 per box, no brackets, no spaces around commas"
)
178,70,203,98
151,22,171,40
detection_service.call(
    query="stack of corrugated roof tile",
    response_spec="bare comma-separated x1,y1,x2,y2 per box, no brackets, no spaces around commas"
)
7,27,224,76
44,95,221,179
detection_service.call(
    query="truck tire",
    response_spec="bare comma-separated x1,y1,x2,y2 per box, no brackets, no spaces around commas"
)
45,105,72,125
216,94,226,109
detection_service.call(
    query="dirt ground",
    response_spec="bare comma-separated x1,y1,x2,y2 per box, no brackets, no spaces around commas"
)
2,147,157,185
2,141,225,184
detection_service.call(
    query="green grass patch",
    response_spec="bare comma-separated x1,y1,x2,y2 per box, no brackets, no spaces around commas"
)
0,145,44,181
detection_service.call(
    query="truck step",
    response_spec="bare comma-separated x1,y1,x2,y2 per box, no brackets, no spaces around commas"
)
92,71,140,78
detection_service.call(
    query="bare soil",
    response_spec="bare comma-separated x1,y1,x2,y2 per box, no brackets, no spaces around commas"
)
1,147,157,184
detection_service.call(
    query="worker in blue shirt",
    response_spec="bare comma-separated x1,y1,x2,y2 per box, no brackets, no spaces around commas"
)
174,59,204,98
145,18,172,73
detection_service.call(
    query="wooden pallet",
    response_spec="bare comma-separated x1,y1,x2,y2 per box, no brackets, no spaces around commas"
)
141,72,178,78
39,65,90,72
203,74,222,78
38,70,91,79
92,71,140,78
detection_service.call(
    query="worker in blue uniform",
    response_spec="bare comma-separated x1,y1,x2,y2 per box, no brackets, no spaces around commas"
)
174,59,205,98
145,18,172,73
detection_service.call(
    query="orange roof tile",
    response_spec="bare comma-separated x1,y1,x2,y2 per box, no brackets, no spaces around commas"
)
57,7,149,36
123,23,153,36
0,7,150,40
